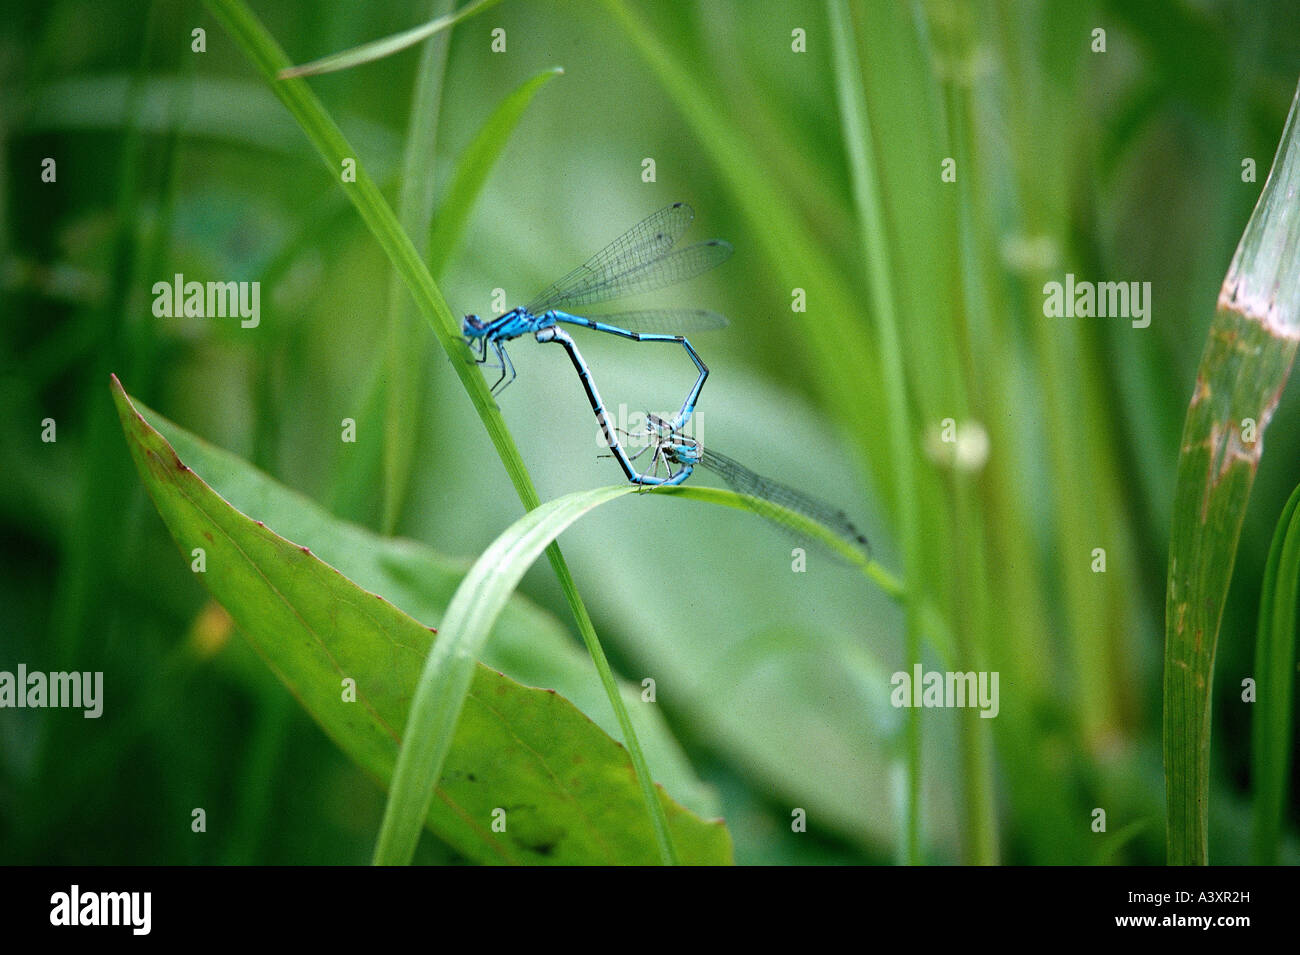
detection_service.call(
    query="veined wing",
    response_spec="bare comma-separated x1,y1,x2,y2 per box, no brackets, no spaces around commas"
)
533,239,733,311
527,203,696,313
698,446,872,562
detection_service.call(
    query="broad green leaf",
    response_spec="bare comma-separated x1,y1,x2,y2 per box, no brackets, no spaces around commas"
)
111,375,731,865
1165,80,1300,865
142,388,718,819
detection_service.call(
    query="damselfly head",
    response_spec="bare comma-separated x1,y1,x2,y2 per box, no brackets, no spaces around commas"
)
663,435,702,466
462,314,486,337
657,427,702,467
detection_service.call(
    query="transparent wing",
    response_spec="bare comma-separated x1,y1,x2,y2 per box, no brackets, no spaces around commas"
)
532,240,733,312
587,308,729,334
699,447,872,562
528,204,729,312
527,203,695,312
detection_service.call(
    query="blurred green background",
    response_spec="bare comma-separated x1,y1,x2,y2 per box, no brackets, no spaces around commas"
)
3,0,1299,864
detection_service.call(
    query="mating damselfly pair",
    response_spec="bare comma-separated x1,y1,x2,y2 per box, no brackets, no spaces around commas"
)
461,203,872,562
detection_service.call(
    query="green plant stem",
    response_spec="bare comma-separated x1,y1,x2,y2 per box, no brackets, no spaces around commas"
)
949,474,999,865
202,0,678,866
600,0,891,506
381,0,453,535
1251,482,1300,863
939,46,1003,866
827,0,924,865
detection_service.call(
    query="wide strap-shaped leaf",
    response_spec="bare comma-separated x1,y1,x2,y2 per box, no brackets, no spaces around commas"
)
110,375,731,865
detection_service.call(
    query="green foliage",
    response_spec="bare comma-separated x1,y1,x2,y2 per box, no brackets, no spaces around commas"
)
112,376,729,864
6,0,1300,866
278,0,505,79
426,67,564,278
1252,482,1300,864
203,0,681,861
1166,82,1300,863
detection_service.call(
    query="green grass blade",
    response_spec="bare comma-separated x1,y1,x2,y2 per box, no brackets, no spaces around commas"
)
374,484,641,865
203,0,678,865
41,4,168,793
826,0,925,865
381,0,453,535
202,0,483,423
599,0,889,499
1251,482,1300,863
387,56,563,518
111,376,729,864
374,476,913,865
1165,78,1300,865
277,0,505,79
427,67,564,278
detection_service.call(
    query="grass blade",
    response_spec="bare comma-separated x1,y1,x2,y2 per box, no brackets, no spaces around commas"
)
381,0,453,535
1251,482,1300,863
599,0,890,498
826,0,926,865
203,0,678,865
427,66,564,277
374,484,640,865
386,63,562,532
1164,77,1300,865
374,477,913,865
659,485,902,596
277,0,505,79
